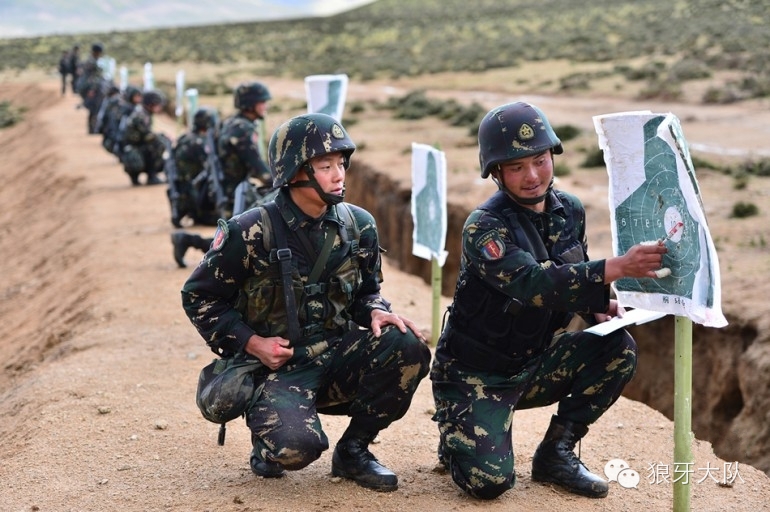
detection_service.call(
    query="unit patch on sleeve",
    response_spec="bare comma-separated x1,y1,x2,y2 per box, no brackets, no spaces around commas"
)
211,218,229,251
476,230,505,260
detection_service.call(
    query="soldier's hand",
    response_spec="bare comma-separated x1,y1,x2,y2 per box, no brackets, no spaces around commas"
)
594,299,625,323
604,243,668,283
244,334,293,371
370,310,428,344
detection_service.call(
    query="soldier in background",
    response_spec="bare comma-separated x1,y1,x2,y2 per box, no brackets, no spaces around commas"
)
121,90,169,186
167,107,220,228
76,43,110,134
58,50,71,96
170,82,273,267
217,81,273,219
104,85,143,161
68,45,80,94
94,84,121,153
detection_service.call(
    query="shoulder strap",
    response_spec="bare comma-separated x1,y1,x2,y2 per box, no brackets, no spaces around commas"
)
338,203,359,255
262,202,300,346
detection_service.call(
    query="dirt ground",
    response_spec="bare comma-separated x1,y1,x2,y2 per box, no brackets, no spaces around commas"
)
1,75,770,512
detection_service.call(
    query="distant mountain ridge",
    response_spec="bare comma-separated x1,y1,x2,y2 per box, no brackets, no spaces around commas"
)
0,0,375,38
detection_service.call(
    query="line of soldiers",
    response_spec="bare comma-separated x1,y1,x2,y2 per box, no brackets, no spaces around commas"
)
167,82,276,268
72,51,276,266
73,42,169,186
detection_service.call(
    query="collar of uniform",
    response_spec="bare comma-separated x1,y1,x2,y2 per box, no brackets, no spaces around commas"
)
274,189,344,231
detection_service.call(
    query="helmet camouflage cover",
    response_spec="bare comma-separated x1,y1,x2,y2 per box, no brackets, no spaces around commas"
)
268,113,356,188
478,101,563,178
142,89,166,108
192,106,218,131
233,81,271,110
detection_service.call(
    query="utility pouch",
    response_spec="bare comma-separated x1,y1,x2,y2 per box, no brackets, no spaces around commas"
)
195,355,263,445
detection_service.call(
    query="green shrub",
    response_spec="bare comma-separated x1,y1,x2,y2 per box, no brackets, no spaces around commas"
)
554,163,571,177
731,202,759,218
0,101,24,128
554,124,581,143
580,147,606,168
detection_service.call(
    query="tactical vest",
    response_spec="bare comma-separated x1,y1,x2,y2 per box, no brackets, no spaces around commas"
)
237,202,362,347
445,191,584,373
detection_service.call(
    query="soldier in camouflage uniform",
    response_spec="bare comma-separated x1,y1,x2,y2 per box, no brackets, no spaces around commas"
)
430,102,668,500
99,85,142,160
171,83,272,265
121,90,168,186
217,81,273,218
168,107,220,228
76,43,110,135
182,113,431,492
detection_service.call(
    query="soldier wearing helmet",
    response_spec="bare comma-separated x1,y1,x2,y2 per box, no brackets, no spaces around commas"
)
182,113,431,492
120,89,169,185
430,102,668,501
214,81,273,219
75,41,110,135
166,107,221,232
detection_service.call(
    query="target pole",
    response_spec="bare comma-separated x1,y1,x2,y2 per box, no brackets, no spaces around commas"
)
673,315,693,511
431,256,441,346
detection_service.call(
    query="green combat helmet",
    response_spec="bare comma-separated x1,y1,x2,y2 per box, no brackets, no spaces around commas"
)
478,101,563,205
123,85,142,103
268,112,356,205
192,106,218,132
478,101,563,179
233,81,271,110
142,89,166,109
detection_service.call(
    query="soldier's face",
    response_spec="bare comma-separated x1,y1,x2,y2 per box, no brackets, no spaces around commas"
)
495,151,553,209
254,101,268,118
291,152,346,208
308,152,346,194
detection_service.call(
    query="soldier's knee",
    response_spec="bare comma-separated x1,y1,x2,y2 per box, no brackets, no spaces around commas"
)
447,455,514,500
270,434,327,471
380,326,431,370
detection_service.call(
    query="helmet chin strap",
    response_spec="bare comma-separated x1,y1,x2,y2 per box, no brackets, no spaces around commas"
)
288,165,345,206
492,175,554,206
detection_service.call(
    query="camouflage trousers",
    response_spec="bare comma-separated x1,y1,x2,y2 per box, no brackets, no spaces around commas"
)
430,328,636,497
246,325,431,471
122,139,165,178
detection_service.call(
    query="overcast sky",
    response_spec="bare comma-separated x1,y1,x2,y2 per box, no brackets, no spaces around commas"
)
0,0,377,38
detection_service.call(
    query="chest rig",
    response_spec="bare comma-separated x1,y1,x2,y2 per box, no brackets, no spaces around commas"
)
243,201,361,347
445,191,581,373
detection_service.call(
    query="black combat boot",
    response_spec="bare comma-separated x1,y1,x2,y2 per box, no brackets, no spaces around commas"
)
171,232,190,268
146,173,163,185
531,415,609,498
249,448,285,478
332,432,398,492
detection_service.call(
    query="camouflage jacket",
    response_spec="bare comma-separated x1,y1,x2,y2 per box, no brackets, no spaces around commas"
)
217,113,271,186
443,189,609,361
173,131,208,182
76,56,104,97
98,95,125,138
181,189,390,356
122,106,156,146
